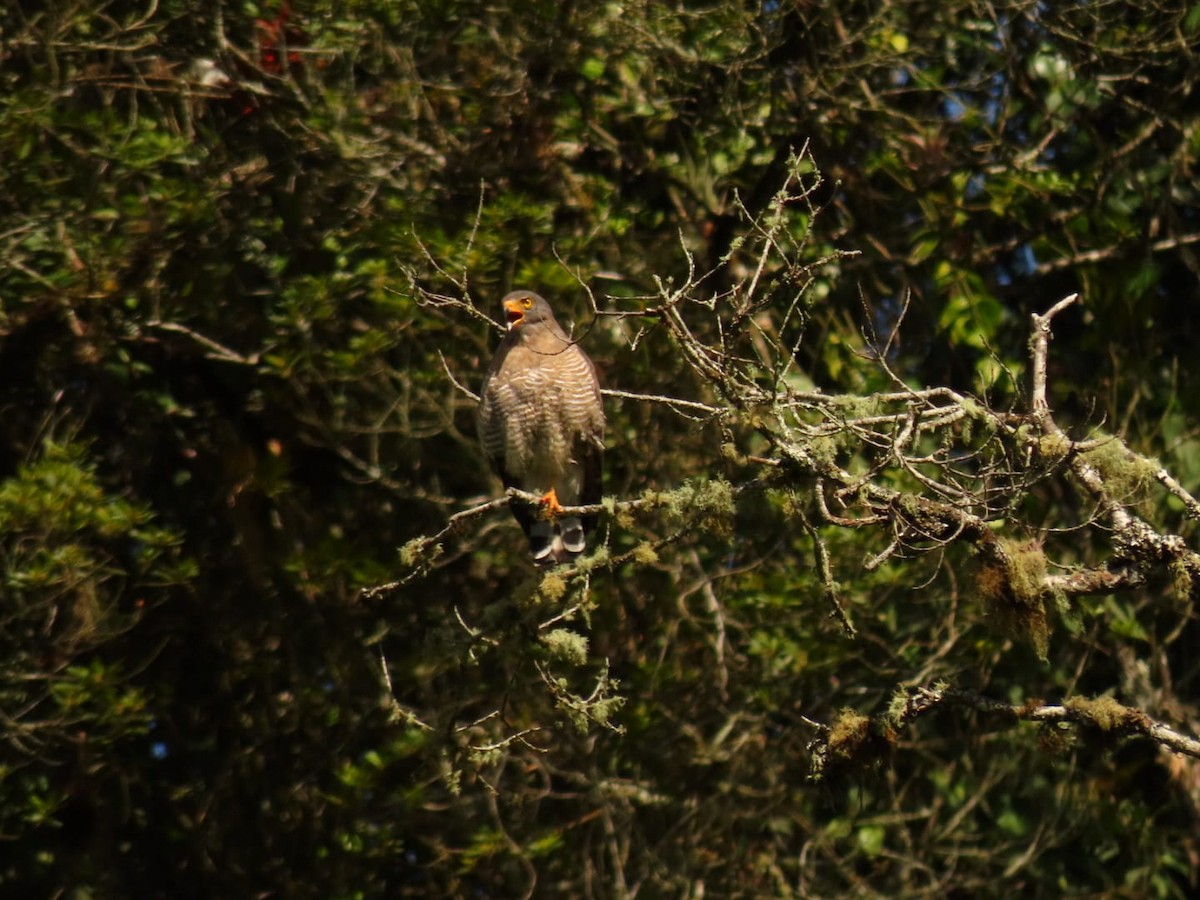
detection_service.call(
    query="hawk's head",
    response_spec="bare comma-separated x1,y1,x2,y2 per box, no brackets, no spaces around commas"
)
502,290,556,330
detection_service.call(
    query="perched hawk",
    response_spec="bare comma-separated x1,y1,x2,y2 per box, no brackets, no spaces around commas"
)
478,290,605,566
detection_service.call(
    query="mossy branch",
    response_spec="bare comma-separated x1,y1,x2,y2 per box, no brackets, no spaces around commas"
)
809,684,1200,782
367,478,745,596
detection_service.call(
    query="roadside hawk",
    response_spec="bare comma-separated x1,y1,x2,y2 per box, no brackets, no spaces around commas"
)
478,290,605,566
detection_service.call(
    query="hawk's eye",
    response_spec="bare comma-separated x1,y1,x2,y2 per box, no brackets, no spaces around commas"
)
522,297,533,309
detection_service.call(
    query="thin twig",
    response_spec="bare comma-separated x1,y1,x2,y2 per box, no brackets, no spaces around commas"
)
798,506,856,636
600,388,727,418
147,320,261,365
440,350,480,402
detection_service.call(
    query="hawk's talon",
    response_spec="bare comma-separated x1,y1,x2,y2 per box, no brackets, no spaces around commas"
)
539,487,565,518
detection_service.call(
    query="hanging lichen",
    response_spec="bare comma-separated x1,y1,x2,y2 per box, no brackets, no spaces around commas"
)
974,538,1050,660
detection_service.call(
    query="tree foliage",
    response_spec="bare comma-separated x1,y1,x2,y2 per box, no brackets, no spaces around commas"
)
3,0,1200,896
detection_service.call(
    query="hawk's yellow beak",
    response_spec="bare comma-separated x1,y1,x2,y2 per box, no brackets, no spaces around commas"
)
503,298,525,329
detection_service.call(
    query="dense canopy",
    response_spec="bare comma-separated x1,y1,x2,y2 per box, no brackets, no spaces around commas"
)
3,0,1200,896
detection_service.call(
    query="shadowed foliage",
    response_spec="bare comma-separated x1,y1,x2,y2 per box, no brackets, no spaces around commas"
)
3,1,1200,896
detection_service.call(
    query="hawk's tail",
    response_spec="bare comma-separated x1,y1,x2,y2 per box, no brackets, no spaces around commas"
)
529,518,587,567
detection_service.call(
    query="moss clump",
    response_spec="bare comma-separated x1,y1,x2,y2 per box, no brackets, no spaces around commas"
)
616,507,637,531
538,571,568,602
883,689,911,730
1079,435,1159,499
1169,558,1199,603
974,559,1008,604
1064,695,1137,732
828,394,886,421
1038,432,1072,464
1002,538,1047,605
806,434,841,465
827,709,871,760
959,397,986,420
632,542,659,564
896,493,925,519
811,707,900,782
399,537,440,568
957,397,999,445
541,628,589,666
587,694,625,731
573,546,610,574
720,442,744,464
975,538,1050,660
654,478,736,536
1037,721,1074,755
